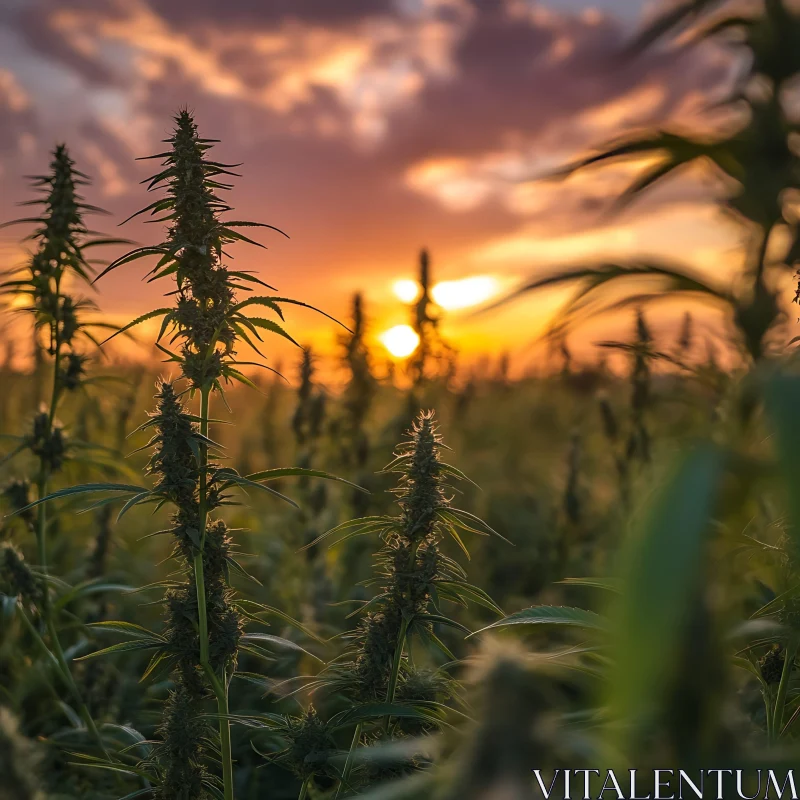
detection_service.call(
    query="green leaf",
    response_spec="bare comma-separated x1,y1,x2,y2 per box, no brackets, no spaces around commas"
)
299,517,389,551
116,491,153,521
470,605,606,636
765,375,800,562
228,271,277,291
9,483,146,516
237,599,323,643
485,261,731,334
557,577,621,593
93,246,167,282
330,703,442,730
226,368,259,391
214,470,299,509
608,443,724,739
434,580,503,616
414,614,471,635
75,639,163,661
244,467,369,494
240,633,321,662
224,220,289,238
102,308,172,344
54,581,132,611
87,620,164,640
444,508,512,544
442,524,471,560
239,316,300,347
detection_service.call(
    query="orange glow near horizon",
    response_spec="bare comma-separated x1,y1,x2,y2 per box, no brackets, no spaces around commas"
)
392,275,501,311
431,275,500,310
380,324,420,358
392,279,421,303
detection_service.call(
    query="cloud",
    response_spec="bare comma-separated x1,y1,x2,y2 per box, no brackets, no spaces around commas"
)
0,0,741,356
0,68,36,160
23,0,473,144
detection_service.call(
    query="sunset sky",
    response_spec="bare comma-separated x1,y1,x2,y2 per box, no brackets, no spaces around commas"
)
0,0,742,372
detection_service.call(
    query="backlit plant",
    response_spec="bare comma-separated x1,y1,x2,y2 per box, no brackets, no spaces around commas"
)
26,111,356,800
297,410,504,796
408,250,454,387
0,146,125,756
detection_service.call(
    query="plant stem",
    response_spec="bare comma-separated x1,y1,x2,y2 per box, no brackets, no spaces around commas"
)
28,297,110,759
206,667,235,800
774,637,798,740
35,278,63,611
18,605,110,757
192,384,235,800
298,776,311,800
335,721,362,799
195,385,211,666
35,470,50,617
383,616,409,732
765,687,774,740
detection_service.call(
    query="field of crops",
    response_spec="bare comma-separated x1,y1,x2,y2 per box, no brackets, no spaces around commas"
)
5,2,800,800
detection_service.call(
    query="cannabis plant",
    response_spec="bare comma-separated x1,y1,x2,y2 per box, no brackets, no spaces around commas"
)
27,111,355,800
0,145,125,755
337,293,377,515
293,410,505,796
291,346,332,620
408,250,454,387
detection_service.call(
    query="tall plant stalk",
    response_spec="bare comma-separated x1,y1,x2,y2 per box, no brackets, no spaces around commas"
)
0,145,123,755
28,110,354,800
303,410,504,795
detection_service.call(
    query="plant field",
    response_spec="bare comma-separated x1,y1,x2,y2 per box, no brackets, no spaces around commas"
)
5,3,800,800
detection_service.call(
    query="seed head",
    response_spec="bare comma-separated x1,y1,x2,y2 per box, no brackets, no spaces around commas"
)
58,352,89,392
3,479,34,528
283,707,337,781
759,644,785,686
335,411,459,703
25,411,66,473
151,681,212,800
0,544,41,607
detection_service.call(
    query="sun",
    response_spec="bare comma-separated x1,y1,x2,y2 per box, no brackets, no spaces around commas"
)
431,275,499,310
380,325,420,358
392,279,421,303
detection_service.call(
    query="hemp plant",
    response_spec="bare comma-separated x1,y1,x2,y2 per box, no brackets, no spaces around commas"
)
297,410,505,796
26,111,356,800
0,145,125,752
594,309,657,509
408,250,454,388
291,346,332,620
337,293,377,515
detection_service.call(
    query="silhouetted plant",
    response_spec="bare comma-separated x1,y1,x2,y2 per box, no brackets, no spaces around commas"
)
0,145,125,754
26,110,355,800
292,346,332,619
337,293,377,515
409,250,454,387
494,0,800,366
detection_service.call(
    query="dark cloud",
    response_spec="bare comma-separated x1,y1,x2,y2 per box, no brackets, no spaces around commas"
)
383,4,728,159
156,0,397,27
